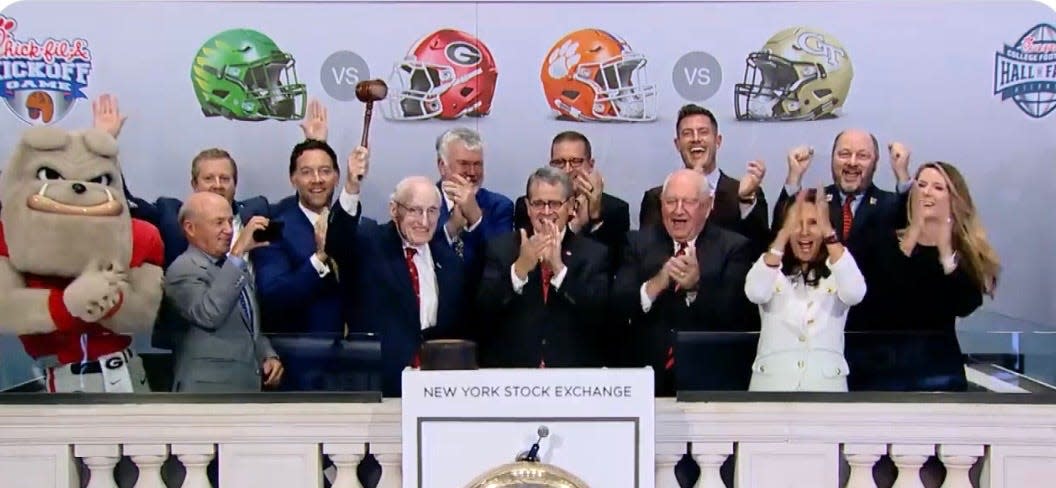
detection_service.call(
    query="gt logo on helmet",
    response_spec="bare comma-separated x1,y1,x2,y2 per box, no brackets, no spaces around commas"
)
796,32,847,68
445,42,482,66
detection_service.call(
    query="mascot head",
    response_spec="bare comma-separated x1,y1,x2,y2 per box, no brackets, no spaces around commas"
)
0,127,130,277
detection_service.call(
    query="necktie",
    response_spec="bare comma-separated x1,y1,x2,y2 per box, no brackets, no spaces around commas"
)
405,247,420,308
541,264,553,304
453,238,465,259
842,194,855,240
405,247,422,369
217,257,253,331
666,241,690,371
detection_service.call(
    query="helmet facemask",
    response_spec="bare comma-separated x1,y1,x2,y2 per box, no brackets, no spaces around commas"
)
386,59,454,120
238,53,306,120
735,51,828,121
576,53,657,121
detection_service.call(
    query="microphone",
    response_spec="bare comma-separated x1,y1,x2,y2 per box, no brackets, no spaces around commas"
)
518,425,549,462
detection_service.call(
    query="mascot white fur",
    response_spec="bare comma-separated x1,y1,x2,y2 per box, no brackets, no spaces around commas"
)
0,126,163,392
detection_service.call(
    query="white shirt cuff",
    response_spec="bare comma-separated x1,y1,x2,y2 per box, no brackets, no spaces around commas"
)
550,265,568,289
784,183,801,196
739,200,757,219
465,215,483,232
511,264,529,294
309,253,331,277
338,189,360,216
639,282,654,313
443,223,458,245
896,179,914,195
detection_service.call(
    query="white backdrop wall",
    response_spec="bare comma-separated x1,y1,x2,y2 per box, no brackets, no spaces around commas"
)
0,0,1053,332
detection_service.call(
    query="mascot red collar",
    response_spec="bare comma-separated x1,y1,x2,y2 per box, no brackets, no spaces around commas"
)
0,126,163,391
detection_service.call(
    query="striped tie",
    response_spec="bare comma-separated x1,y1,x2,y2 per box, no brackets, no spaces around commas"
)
842,194,856,240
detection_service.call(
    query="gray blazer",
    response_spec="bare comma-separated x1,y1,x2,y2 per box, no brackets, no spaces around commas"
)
164,246,276,392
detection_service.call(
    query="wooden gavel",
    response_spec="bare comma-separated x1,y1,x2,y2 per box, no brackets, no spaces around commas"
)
355,79,388,181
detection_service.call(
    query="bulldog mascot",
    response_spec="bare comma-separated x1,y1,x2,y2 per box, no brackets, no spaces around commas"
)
0,126,164,393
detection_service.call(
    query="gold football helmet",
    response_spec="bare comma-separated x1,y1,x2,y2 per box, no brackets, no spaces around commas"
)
735,26,854,121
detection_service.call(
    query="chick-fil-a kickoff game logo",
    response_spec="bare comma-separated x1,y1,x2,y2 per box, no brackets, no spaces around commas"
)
0,15,92,126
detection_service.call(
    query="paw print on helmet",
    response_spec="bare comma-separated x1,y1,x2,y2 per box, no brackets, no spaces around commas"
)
547,40,581,79
540,28,657,122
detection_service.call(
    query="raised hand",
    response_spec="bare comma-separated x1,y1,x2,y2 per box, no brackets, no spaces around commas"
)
786,145,814,187
91,94,127,139
300,99,328,141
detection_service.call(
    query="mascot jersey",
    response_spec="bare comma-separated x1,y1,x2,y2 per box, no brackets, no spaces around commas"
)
0,218,164,364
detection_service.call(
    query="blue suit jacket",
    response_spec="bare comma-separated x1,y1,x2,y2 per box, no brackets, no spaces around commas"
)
123,182,271,269
436,183,514,271
326,199,467,397
250,195,344,336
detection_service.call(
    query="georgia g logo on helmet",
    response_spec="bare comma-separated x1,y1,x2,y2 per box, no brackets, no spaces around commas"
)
445,42,482,66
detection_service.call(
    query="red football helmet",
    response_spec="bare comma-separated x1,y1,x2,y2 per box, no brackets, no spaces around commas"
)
384,28,499,120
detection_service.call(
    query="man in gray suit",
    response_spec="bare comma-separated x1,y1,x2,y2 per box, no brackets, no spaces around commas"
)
164,191,284,392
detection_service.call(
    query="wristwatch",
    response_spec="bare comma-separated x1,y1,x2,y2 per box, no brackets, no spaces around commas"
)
823,231,839,245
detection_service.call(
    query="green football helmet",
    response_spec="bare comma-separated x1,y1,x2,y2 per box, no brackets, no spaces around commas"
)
191,29,307,121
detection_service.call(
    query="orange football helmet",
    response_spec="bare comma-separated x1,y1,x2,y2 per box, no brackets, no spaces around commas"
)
540,29,656,122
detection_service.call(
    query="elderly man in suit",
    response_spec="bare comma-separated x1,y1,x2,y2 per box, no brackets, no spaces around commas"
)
434,127,514,266
639,104,769,253
615,169,757,396
164,191,283,392
478,167,610,369
326,147,466,397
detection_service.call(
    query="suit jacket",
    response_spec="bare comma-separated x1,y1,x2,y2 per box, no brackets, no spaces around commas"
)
250,195,344,337
613,222,758,395
770,183,907,332
639,170,769,253
475,230,610,368
165,246,276,393
325,199,467,397
123,179,271,269
515,192,630,273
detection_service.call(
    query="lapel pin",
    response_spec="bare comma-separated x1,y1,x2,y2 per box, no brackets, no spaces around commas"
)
565,250,572,256
869,197,877,205
825,193,833,202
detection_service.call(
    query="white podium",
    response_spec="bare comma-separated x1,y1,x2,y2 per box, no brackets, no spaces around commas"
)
402,367,655,488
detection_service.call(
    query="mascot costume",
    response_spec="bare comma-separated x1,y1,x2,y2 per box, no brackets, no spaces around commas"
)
0,126,164,393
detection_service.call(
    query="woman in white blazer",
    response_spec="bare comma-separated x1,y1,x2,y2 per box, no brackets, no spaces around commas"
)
745,189,866,392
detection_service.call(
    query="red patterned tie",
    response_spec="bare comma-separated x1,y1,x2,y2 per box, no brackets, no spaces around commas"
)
541,264,553,304
405,247,422,369
405,247,420,308
666,242,689,371
842,194,855,240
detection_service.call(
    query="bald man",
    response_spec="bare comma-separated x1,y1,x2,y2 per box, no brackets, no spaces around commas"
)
164,191,283,392
614,169,757,396
325,147,467,397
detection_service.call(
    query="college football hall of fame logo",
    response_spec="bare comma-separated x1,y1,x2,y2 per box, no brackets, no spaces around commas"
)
993,23,1056,119
0,15,92,126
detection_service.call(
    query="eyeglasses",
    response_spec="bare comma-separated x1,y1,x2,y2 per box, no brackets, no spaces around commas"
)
528,199,568,211
662,198,701,210
548,157,587,169
397,203,440,220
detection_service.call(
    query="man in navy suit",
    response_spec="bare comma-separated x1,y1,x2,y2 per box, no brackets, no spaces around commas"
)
326,147,467,398
433,127,514,275
250,137,347,391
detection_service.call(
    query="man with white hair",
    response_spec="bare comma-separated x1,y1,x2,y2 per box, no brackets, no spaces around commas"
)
614,168,757,396
325,146,467,397
433,127,514,267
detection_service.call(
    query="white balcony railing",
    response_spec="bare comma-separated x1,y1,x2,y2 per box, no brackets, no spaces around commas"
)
0,393,1054,488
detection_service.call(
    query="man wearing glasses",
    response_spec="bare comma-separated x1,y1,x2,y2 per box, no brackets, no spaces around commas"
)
614,169,757,396
325,148,467,397
513,131,630,273
477,167,610,369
